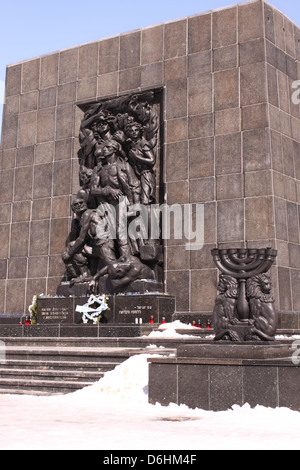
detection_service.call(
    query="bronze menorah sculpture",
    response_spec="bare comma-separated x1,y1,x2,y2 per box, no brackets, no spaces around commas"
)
211,248,278,342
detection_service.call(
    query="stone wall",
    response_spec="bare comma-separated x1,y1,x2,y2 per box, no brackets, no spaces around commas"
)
0,0,300,322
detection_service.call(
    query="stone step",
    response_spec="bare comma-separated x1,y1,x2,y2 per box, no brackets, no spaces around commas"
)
0,335,211,352
0,388,65,396
0,354,123,394
0,367,105,382
2,345,145,363
0,359,118,372
0,336,177,395
0,377,93,394
1,336,128,348
1,336,128,347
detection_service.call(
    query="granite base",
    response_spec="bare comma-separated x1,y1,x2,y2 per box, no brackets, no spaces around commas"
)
148,341,300,412
0,323,159,338
36,294,175,326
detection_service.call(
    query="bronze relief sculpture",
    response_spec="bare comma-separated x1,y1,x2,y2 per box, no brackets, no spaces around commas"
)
59,91,163,295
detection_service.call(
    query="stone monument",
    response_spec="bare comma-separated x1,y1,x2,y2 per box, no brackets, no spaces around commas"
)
0,0,300,334
0,0,300,411
36,90,176,328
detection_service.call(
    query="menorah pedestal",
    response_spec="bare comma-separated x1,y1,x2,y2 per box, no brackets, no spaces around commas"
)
236,279,250,321
211,247,278,342
214,323,255,342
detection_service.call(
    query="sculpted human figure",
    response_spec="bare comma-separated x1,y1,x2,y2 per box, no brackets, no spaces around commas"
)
79,105,123,169
78,105,102,169
90,140,141,258
125,120,156,205
77,166,94,206
90,140,140,205
62,198,116,282
89,254,155,294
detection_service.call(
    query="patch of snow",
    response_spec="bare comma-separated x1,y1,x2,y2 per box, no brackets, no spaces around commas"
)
145,320,213,339
157,320,196,330
1,354,300,450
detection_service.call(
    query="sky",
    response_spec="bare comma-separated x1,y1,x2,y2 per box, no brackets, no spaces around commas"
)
0,0,299,130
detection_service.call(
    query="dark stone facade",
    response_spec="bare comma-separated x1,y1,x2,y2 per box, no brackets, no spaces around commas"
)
0,0,300,322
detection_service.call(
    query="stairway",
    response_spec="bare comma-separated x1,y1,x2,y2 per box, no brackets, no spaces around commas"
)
0,328,296,396
0,337,176,396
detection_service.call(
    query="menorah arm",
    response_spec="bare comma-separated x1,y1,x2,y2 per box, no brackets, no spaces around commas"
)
218,255,243,273
212,258,274,280
230,253,259,265
220,251,269,272
231,257,269,273
218,254,257,274
243,259,275,278
212,258,245,278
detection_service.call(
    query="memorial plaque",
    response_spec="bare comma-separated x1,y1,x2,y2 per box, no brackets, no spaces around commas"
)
114,294,175,324
36,294,174,325
37,297,74,324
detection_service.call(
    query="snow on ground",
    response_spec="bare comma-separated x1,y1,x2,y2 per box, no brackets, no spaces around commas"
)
1,352,300,450
146,320,215,339
1,321,300,450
